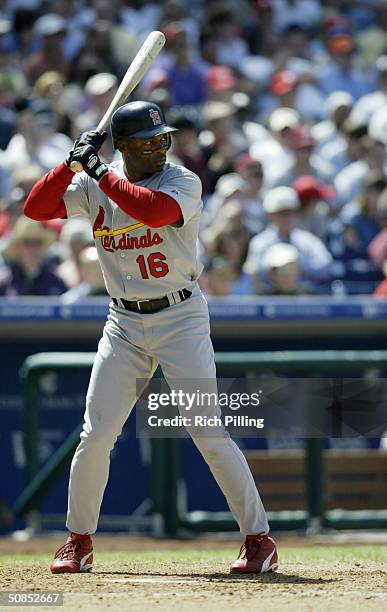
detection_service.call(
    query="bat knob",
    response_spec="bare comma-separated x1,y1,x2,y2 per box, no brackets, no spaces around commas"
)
70,160,84,173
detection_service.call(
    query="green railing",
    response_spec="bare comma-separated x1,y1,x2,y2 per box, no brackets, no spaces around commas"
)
14,350,387,534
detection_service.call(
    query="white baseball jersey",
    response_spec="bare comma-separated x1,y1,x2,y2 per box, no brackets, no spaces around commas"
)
61,160,269,541
63,160,203,300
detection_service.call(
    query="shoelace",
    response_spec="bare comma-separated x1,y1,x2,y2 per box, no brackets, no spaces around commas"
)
238,536,265,561
54,539,83,561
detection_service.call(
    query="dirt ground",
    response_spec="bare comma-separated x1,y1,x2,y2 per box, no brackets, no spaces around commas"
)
1,536,387,612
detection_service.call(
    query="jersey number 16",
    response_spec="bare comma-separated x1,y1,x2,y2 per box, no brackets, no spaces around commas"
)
136,252,169,279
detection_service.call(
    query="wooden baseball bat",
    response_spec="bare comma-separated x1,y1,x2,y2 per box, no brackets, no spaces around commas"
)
70,30,166,173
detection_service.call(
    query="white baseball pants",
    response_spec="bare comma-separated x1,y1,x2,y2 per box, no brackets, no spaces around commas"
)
66,287,269,535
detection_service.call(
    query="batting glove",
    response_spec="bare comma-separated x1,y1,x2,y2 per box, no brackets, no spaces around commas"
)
66,130,108,168
70,145,109,181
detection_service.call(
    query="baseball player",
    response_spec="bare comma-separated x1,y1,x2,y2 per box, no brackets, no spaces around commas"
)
24,101,278,575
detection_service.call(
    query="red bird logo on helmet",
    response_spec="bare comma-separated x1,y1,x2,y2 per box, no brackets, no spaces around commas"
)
149,109,162,125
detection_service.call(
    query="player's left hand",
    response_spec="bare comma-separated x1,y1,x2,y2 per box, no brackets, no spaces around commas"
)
70,145,109,182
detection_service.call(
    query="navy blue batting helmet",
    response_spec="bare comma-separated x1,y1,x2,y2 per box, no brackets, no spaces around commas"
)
111,101,177,148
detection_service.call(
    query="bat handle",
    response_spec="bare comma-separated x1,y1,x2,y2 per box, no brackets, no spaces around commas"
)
70,160,84,173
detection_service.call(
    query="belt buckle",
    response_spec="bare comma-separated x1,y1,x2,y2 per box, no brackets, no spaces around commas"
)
136,299,149,312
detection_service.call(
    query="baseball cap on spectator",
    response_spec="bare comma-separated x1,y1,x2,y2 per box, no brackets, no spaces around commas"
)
271,70,298,96
215,173,245,199
368,106,387,145
4,217,56,261
0,18,11,36
325,91,354,116
85,73,117,96
235,153,259,173
33,71,64,98
262,243,299,270
202,101,235,124
292,176,335,206
34,13,66,37
263,186,299,214
288,125,315,149
206,66,236,92
268,107,300,133
324,16,354,55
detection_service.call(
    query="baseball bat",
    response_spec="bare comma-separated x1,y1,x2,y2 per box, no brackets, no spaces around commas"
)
70,30,166,173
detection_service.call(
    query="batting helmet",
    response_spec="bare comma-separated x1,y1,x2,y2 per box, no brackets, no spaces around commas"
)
111,101,177,148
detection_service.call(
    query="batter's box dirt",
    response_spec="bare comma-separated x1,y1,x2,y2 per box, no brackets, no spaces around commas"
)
0,538,386,611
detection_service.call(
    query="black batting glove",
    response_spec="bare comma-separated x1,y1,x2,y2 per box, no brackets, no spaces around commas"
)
70,144,109,181
66,130,108,168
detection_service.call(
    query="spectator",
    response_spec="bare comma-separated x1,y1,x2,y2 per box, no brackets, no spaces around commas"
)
270,0,323,33
160,23,207,107
0,216,67,296
349,55,387,126
75,73,117,156
317,18,376,100
341,172,386,256
201,172,245,231
168,108,211,194
0,163,42,250
200,256,241,297
200,100,246,191
334,133,386,206
269,124,335,187
356,4,387,66
327,172,386,293
373,262,387,299
56,218,94,289
201,200,253,296
234,154,266,235
0,98,72,196
205,5,249,69
268,69,325,121
312,90,354,172
244,186,333,285
250,106,299,187
257,243,311,295
205,65,236,103
368,187,387,270
1,0,387,298
61,246,107,302
292,175,335,240
24,13,69,86
33,70,73,137
68,20,120,85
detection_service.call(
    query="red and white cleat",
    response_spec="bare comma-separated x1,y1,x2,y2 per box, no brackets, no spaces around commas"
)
230,534,278,574
50,533,93,574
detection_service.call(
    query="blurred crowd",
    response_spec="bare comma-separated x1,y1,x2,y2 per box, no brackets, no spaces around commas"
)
0,0,387,299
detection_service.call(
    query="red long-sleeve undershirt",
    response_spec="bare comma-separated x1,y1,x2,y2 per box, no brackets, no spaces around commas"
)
24,162,183,227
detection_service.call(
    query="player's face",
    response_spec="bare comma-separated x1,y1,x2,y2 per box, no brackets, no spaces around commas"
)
119,133,170,178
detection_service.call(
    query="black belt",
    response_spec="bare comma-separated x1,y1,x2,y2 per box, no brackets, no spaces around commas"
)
112,288,192,314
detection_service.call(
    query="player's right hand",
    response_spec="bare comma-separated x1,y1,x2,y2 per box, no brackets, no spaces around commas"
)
66,131,108,168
